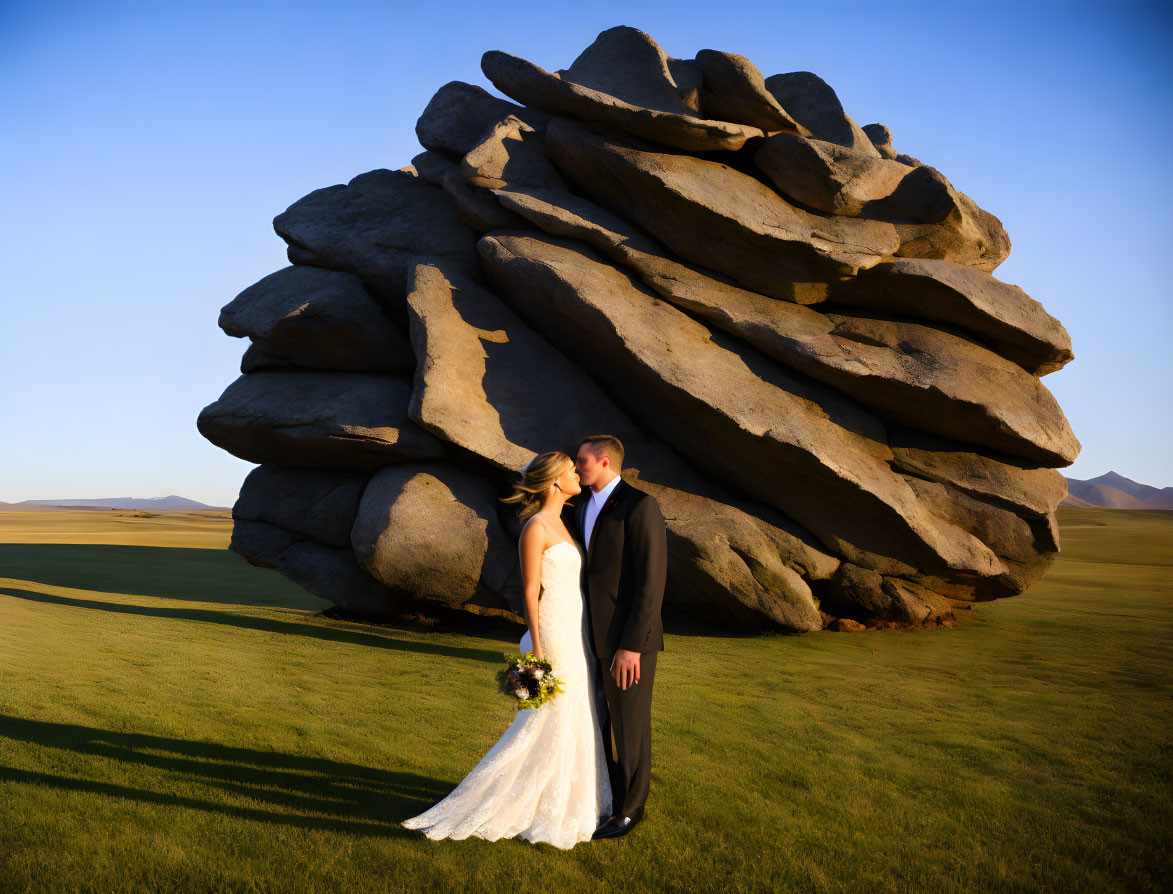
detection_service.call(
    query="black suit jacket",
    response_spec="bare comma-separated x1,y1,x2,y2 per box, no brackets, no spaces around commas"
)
568,478,667,659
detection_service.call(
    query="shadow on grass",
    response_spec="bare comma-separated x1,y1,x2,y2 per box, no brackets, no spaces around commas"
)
0,587,506,662
0,543,323,609
0,713,449,838
0,544,788,645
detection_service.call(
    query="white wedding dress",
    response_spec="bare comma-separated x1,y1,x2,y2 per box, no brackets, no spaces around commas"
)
402,539,613,849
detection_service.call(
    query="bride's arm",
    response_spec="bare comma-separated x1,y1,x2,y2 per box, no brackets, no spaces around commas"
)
518,520,545,661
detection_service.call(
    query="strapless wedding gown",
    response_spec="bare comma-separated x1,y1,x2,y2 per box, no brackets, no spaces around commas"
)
402,539,613,849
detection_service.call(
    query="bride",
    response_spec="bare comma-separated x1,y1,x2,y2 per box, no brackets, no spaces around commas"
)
401,450,613,849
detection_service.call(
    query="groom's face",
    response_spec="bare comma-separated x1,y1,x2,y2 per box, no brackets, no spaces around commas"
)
575,444,607,489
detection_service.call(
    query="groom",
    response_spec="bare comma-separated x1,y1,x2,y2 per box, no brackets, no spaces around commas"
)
570,434,668,840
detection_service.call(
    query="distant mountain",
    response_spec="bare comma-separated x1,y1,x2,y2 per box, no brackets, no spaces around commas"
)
11,495,229,511
0,501,112,512
1061,472,1173,510
1057,492,1099,509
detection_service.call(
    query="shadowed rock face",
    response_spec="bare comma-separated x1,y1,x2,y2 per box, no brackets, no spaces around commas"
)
219,266,414,373
198,25,1079,632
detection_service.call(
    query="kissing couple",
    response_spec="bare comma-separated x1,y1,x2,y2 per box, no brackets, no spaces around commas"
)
402,434,668,849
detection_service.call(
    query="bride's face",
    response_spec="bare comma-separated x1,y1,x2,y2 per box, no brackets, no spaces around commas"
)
555,459,582,497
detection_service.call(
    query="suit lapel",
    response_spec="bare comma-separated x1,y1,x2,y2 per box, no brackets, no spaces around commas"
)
586,478,626,566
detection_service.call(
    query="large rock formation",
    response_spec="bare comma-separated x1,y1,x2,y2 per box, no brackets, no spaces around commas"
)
198,26,1079,632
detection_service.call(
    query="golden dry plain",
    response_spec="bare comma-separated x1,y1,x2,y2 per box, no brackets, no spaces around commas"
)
0,508,233,549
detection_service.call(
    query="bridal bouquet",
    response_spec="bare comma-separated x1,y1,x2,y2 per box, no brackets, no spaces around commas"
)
497,652,563,710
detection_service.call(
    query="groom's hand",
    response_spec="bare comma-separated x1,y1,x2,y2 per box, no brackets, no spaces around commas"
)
610,649,641,691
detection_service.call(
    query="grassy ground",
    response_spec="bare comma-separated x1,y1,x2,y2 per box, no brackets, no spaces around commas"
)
1,508,1169,892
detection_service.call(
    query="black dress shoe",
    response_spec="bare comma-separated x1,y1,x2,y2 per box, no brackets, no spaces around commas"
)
591,807,644,839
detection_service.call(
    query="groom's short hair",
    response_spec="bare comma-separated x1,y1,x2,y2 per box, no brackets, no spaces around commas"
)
579,434,625,470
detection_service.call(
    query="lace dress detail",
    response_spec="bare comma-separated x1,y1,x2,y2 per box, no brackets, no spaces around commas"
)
401,540,613,849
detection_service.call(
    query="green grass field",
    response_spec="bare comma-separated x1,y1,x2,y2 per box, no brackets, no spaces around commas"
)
1,508,1170,892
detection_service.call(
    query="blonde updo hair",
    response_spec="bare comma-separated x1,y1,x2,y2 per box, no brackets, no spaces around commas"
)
500,450,573,521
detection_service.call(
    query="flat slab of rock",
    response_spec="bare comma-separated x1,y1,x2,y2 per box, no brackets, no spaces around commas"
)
624,470,834,629
823,312,1078,465
631,257,1078,465
481,140,828,306
694,49,807,133
406,259,832,629
545,117,900,294
887,425,1068,524
416,80,549,156
462,115,567,193
882,173,1011,271
829,258,1074,375
754,133,912,217
900,475,1056,598
273,169,478,313
409,150,458,186
558,25,698,115
880,576,955,626
859,162,954,222
239,343,292,373
481,27,766,152
196,370,444,470
351,461,516,611
479,230,1006,582
818,561,954,626
219,265,413,373
862,122,895,155
764,72,878,155
233,464,369,547
441,167,528,232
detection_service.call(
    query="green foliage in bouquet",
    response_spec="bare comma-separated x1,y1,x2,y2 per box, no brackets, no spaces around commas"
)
496,651,564,710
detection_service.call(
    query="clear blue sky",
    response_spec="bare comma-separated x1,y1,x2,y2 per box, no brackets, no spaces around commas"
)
1,0,1170,506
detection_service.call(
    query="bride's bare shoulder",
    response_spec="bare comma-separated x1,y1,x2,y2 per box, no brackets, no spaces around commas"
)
520,514,555,549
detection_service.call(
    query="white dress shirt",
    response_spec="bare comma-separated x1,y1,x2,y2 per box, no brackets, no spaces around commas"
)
583,474,622,552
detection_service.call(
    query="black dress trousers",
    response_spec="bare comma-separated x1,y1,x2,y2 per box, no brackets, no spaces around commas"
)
599,649,658,818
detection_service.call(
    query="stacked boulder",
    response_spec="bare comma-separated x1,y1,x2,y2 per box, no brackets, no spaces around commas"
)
198,26,1078,632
